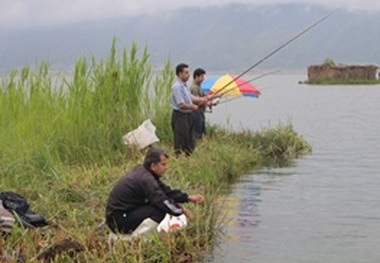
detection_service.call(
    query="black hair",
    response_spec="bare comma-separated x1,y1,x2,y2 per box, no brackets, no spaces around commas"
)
176,63,189,76
143,147,169,168
193,68,206,79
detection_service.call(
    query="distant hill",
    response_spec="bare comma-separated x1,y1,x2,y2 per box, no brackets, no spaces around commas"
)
1,3,380,72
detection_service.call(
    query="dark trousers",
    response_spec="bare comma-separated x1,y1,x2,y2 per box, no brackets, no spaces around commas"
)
171,110,195,156
106,205,166,234
193,111,206,139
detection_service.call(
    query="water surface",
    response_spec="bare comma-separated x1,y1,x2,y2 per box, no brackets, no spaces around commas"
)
208,72,380,263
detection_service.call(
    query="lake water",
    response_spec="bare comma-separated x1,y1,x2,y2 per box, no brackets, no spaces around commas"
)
207,72,380,263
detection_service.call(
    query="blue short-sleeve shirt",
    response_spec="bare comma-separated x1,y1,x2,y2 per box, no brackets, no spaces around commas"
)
171,79,193,113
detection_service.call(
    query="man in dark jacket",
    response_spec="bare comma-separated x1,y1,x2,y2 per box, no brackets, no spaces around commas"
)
105,147,204,234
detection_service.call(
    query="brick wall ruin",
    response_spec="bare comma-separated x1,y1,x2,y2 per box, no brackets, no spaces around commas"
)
308,65,379,82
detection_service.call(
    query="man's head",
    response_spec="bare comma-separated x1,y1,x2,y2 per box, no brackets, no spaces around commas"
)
193,68,206,85
143,147,169,177
176,63,190,83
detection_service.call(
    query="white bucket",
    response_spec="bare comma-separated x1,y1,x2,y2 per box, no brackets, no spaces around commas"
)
122,119,159,149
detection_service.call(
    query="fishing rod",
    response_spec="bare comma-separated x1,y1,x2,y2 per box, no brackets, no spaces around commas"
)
205,71,278,108
216,70,281,97
217,85,275,105
211,7,342,97
206,85,274,113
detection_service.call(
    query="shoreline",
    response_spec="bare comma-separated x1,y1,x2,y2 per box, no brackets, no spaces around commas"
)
0,42,311,262
1,125,311,262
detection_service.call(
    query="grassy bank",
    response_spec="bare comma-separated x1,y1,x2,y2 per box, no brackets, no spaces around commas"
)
0,41,311,262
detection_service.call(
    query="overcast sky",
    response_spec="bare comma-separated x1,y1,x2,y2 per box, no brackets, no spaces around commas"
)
1,0,379,28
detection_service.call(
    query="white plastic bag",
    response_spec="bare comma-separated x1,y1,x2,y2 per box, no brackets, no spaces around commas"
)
107,218,159,244
122,119,159,149
156,214,188,233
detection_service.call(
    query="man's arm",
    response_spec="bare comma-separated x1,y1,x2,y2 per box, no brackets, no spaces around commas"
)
158,181,204,221
140,177,184,216
178,102,198,111
182,206,194,221
181,197,205,221
192,95,209,105
158,179,204,204
157,180,189,203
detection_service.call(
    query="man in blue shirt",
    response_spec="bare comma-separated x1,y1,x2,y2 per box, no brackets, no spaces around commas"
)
171,63,208,156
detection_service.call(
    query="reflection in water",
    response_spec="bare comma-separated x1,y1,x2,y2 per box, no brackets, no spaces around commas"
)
236,184,260,230
215,169,295,262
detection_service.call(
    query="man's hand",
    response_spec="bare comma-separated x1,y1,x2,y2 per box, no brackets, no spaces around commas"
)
199,97,209,106
188,194,204,204
182,206,194,221
206,94,221,100
191,104,199,111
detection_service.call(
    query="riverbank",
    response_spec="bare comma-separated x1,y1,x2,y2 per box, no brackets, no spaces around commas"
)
1,125,311,262
0,42,311,262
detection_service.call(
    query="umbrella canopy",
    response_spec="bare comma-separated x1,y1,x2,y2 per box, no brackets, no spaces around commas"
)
201,74,260,98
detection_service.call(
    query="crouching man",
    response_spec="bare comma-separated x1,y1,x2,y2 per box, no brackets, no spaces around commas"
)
105,147,204,234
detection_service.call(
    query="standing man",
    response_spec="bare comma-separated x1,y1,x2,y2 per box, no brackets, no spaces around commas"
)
105,147,204,234
190,68,207,140
171,63,208,156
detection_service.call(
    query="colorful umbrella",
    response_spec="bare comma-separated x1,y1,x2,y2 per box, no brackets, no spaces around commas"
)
201,74,260,98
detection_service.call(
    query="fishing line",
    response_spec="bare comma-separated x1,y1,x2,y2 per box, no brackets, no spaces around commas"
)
212,7,342,96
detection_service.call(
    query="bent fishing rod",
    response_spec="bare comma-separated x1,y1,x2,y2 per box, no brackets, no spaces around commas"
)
211,7,342,97
216,70,281,98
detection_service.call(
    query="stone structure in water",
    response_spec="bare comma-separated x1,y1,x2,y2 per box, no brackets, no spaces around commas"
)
307,64,380,83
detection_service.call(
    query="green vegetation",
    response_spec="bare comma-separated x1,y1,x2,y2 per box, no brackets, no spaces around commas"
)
0,41,311,262
303,78,380,85
323,58,335,66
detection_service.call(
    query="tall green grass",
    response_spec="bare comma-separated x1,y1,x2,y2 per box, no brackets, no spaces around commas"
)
0,41,311,262
0,39,174,177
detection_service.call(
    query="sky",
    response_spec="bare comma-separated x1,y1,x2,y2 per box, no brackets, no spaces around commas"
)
1,0,379,28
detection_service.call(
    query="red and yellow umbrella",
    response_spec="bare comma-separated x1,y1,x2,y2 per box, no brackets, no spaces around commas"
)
201,74,260,98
